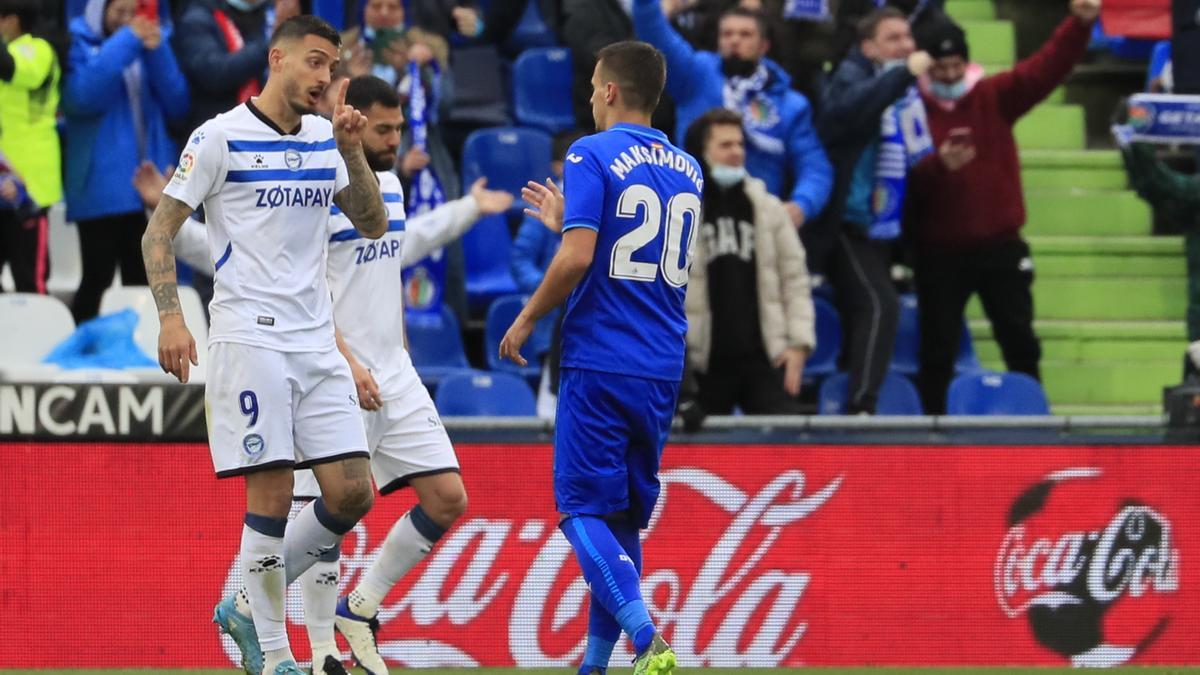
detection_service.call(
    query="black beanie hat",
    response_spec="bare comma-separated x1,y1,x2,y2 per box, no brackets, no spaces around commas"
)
916,18,970,61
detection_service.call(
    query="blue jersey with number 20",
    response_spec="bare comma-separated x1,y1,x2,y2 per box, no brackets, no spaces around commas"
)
559,123,704,382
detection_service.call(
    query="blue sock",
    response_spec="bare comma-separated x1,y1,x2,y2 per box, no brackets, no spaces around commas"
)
560,515,655,655
579,598,618,675
579,520,643,674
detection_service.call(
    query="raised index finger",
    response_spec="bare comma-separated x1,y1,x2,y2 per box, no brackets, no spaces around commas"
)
335,77,349,112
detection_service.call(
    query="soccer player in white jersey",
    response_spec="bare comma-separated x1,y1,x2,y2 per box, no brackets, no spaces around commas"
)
140,16,389,675
292,75,512,675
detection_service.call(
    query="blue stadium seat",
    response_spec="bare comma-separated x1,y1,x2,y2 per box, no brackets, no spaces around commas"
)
513,48,575,133
507,1,558,52
890,294,920,376
891,296,982,375
461,127,552,199
484,294,556,380
462,214,520,311
817,372,924,415
805,296,841,380
435,370,537,416
946,371,1050,416
460,128,551,310
955,321,984,374
405,306,471,387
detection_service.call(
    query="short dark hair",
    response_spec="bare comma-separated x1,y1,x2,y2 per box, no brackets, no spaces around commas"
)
0,0,38,33
684,108,743,162
858,7,908,41
595,41,666,116
719,7,770,42
345,75,401,111
269,14,341,50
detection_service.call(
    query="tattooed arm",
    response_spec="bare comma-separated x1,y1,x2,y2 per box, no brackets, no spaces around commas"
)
141,194,199,383
331,78,388,239
333,142,388,239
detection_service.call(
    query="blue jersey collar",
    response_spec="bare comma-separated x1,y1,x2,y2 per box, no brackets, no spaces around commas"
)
610,123,668,142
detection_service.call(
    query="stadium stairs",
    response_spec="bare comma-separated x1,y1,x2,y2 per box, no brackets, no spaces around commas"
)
946,0,1184,415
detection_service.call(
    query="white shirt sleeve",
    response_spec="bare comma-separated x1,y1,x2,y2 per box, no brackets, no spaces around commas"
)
163,123,227,210
402,196,482,267
334,152,351,195
174,216,213,275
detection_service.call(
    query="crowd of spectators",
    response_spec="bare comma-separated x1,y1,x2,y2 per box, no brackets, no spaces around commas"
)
0,0,1114,416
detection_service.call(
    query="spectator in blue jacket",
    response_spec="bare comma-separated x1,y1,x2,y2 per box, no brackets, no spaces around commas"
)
806,7,933,414
64,0,190,322
633,0,832,228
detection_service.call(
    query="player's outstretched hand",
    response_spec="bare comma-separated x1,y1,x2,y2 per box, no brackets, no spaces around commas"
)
332,78,368,150
158,314,198,384
470,178,515,216
521,179,564,233
499,316,534,367
349,359,382,411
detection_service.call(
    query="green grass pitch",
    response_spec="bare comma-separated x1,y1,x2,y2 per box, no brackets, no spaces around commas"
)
3,669,1200,674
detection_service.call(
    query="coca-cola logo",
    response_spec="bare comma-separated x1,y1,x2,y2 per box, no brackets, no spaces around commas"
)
221,467,842,669
993,468,1179,667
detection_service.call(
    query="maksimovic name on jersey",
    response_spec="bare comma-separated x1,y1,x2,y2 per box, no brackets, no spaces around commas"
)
605,143,704,192
254,186,335,209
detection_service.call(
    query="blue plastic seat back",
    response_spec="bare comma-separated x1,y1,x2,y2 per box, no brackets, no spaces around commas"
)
434,370,538,416
946,371,1051,416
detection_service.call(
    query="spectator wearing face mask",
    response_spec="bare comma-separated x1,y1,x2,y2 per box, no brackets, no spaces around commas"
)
806,8,932,414
64,0,190,322
340,0,448,89
682,107,815,415
173,0,300,131
904,0,1098,415
634,0,832,229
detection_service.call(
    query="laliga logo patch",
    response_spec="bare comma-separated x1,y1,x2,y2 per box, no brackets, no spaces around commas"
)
285,148,304,171
243,433,266,458
174,150,196,182
994,467,1178,668
1128,103,1155,132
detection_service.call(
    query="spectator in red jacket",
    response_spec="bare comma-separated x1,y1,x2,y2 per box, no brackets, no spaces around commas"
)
904,0,1100,414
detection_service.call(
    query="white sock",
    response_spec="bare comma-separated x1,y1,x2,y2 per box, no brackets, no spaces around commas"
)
262,646,296,673
300,559,340,657
349,509,438,618
284,499,351,586
240,522,289,653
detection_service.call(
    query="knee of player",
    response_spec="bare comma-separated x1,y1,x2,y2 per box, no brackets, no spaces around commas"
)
338,483,375,521
436,485,468,525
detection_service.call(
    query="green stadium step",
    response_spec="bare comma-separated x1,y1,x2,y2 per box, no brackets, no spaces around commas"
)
946,0,996,20
1021,149,1123,170
971,318,1182,406
971,320,1184,361
966,277,1186,320
961,20,1016,66
1021,149,1125,189
1047,87,1066,104
1028,236,1185,277
1015,105,1086,150
1024,190,1152,236
970,356,1179,405
1022,167,1127,190
1053,403,1164,415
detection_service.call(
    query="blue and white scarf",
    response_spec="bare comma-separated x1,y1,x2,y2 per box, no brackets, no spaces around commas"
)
401,60,448,317
870,86,933,240
723,63,785,156
1126,93,1200,145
